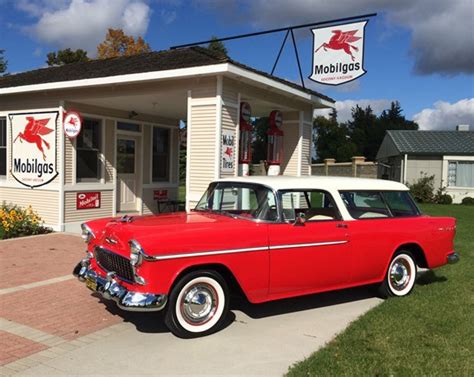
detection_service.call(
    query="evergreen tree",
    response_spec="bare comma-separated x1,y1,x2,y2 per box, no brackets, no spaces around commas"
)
0,50,7,74
251,117,269,163
46,48,89,66
313,115,357,162
207,36,228,56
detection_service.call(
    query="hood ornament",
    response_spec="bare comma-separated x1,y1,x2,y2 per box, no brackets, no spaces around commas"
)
119,215,134,223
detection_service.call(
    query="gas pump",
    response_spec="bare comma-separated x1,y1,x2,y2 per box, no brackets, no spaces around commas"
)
238,102,252,177
267,110,283,176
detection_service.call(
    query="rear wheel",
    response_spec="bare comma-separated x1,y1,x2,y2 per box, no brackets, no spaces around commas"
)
379,251,417,298
165,270,229,338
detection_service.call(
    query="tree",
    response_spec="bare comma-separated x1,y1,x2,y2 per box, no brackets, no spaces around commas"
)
46,48,89,66
313,114,357,162
251,117,269,163
207,36,228,56
97,28,151,59
0,50,7,74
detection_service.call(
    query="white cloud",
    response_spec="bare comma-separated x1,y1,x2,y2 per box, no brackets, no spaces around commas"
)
314,99,393,123
198,0,474,75
17,0,151,54
413,99,474,130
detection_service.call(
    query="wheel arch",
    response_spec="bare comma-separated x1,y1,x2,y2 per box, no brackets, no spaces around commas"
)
170,263,248,301
394,242,428,268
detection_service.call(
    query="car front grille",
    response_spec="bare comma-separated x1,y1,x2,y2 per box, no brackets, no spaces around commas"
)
95,247,135,283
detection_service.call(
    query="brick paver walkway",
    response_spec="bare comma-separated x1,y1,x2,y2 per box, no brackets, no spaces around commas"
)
0,233,125,375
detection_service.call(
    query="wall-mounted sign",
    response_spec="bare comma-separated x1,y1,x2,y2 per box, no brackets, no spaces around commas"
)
63,111,82,139
9,112,59,188
309,20,368,85
76,192,101,210
154,190,168,200
221,129,235,174
240,102,251,123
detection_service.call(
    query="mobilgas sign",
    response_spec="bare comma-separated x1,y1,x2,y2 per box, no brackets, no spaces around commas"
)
9,111,59,188
309,20,368,85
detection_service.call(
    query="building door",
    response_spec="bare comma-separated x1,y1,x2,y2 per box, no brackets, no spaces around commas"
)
117,137,139,212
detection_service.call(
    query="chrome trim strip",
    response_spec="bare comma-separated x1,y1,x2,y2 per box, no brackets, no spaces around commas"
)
149,240,348,261
269,240,348,250
152,246,269,261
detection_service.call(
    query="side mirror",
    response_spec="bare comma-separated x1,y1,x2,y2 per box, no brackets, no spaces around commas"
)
294,212,306,226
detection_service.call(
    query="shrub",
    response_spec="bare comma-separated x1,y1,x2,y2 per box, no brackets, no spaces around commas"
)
409,173,435,203
461,197,474,205
0,203,52,239
436,194,453,205
434,187,453,205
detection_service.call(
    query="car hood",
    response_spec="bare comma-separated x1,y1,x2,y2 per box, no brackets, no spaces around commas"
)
90,211,267,258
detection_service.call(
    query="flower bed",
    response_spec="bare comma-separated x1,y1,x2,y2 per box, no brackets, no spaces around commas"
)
0,203,52,239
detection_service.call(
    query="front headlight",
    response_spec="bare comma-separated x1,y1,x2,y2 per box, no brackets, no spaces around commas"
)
81,223,95,243
129,239,144,267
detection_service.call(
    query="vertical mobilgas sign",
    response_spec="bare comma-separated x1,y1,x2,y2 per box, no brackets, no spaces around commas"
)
309,21,368,85
9,111,59,188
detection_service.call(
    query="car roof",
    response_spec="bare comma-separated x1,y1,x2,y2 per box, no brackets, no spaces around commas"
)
215,176,409,191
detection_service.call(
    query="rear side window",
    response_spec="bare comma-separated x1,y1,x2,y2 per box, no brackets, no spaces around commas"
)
382,191,420,217
340,191,419,219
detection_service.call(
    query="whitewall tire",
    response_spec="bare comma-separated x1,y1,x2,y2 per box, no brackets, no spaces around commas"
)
379,251,417,298
165,270,229,338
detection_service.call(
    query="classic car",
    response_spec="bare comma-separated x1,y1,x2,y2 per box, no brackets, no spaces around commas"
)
73,176,459,338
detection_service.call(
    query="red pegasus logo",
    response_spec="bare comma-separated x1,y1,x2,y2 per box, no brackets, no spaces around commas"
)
14,117,54,161
224,147,233,158
315,29,362,61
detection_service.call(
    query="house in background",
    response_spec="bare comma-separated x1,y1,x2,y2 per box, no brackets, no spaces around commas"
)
376,126,474,203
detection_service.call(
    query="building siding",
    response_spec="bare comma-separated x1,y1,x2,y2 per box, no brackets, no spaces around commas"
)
301,122,312,176
281,117,300,176
0,187,59,226
406,156,443,188
64,190,113,223
188,103,217,207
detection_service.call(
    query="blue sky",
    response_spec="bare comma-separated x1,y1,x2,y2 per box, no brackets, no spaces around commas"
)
1,0,473,129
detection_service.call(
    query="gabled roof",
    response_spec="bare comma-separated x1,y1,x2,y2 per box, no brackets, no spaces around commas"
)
377,130,474,159
0,47,334,103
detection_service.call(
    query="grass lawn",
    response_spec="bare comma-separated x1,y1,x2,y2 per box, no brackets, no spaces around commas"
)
287,204,474,377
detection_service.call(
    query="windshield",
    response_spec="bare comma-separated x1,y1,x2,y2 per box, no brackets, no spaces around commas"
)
195,182,278,222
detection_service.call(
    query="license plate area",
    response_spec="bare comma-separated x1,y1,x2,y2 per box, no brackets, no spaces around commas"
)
85,276,97,291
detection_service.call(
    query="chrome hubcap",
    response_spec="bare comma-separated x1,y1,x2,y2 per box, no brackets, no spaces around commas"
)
181,283,218,325
390,259,411,291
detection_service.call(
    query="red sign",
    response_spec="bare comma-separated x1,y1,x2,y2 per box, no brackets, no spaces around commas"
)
63,111,82,139
154,190,168,200
76,192,101,210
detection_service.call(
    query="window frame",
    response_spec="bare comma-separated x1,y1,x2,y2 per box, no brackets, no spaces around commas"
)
0,117,6,178
151,125,171,183
339,190,421,220
447,160,474,188
278,189,342,223
75,117,105,184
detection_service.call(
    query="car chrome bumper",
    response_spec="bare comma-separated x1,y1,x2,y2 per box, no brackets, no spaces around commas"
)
447,252,460,264
73,261,167,312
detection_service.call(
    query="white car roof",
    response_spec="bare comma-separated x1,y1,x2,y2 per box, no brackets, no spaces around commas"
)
216,176,409,192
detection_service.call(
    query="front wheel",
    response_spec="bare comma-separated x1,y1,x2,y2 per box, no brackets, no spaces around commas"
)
165,270,229,338
379,251,417,298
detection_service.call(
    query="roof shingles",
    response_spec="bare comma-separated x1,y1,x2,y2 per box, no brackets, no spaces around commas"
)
387,130,474,155
0,47,334,103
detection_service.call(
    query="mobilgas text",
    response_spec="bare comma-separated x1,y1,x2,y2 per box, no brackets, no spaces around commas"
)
314,62,361,75
13,158,54,178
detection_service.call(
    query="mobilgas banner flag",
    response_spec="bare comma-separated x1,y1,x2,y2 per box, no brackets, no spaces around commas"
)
9,111,59,188
309,20,368,85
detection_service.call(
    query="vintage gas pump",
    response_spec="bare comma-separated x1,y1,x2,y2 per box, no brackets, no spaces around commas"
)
267,110,283,176
238,102,252,176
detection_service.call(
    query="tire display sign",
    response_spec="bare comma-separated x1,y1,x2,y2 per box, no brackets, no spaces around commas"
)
76,192,101,210
154,190,168,200
63,111,82,139
309,21,368,85
9,111,59,188
221,129,235,174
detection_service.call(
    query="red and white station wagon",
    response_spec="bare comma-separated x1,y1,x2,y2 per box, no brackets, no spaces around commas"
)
74,176,459,337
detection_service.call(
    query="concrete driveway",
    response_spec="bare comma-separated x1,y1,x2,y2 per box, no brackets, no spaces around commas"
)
0,233,382,376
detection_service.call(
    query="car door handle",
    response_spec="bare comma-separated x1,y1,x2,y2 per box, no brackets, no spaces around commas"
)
336,223,348,228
